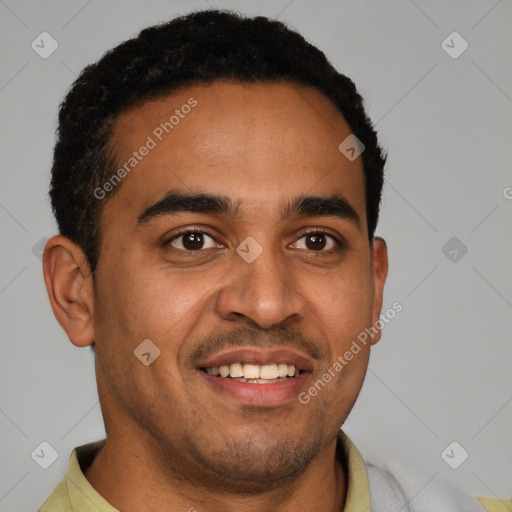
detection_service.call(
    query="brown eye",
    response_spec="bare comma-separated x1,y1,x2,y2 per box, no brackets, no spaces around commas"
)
305,233,327,250
182,232,204,250
167,231,219,251
292,231,340,251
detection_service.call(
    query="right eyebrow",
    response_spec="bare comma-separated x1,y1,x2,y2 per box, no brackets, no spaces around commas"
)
137,191,240,225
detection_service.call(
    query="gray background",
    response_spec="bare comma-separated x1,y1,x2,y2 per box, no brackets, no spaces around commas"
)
1,0,511,510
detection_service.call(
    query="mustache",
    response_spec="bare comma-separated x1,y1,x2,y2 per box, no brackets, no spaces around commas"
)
188,324,325,364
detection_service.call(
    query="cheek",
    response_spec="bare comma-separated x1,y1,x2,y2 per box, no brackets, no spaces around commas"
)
96,261,219,352
310,262,374,348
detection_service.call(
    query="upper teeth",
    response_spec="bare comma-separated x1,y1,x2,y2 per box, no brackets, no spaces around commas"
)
205,363,298,379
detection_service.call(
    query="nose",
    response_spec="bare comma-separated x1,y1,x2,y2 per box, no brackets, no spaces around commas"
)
215,244,307,329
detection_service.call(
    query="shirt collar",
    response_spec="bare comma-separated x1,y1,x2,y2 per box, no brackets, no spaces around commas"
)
337,429,372,511
41,429,370,511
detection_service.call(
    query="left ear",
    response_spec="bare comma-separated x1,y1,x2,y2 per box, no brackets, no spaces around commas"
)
369,236,388,345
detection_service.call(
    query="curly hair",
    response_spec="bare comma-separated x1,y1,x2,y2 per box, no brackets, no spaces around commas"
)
50,9,386,274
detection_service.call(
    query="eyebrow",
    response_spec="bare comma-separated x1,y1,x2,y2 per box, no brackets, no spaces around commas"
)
137,191,361,228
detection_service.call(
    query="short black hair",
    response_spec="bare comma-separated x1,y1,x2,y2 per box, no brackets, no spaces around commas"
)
50,9,386,274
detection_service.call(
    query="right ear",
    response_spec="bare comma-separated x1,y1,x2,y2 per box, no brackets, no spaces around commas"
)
42,235,95,347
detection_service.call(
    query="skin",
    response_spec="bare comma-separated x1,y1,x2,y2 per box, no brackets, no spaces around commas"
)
43,81,388,512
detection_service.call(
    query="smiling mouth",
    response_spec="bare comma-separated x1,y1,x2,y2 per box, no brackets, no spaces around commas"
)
201,363,301,384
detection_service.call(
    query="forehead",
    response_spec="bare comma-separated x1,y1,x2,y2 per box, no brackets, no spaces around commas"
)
102,81,366,224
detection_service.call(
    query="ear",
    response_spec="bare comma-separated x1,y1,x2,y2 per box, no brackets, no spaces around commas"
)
42,235,95,347
369,236,389,346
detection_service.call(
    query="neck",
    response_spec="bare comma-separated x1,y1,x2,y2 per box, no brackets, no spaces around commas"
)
84,431,347,512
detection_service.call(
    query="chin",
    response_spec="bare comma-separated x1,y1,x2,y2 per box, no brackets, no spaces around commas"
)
190,435,324,493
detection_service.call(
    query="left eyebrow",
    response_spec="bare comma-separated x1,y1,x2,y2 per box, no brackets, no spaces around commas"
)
281,194,361,229
136,191,360,229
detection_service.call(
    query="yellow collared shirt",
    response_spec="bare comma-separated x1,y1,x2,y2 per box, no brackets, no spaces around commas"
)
38,429,371,511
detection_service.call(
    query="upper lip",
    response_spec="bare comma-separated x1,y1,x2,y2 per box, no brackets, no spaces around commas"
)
197,348,314,372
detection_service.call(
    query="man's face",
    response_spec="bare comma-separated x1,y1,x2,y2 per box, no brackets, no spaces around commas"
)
92,81,386,490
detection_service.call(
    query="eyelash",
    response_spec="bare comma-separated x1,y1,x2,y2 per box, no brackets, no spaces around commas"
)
163,227,344,254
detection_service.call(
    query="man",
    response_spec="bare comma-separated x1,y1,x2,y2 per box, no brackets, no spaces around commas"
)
40,8,424,511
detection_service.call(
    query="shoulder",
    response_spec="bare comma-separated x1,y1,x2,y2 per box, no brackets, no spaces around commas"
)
37,440,110,512
37,478,73,512
365,458,483,512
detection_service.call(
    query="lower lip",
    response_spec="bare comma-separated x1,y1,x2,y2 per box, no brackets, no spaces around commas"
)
199,370,309,406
